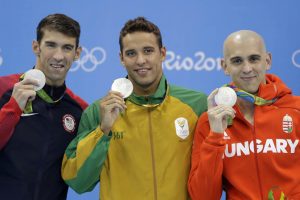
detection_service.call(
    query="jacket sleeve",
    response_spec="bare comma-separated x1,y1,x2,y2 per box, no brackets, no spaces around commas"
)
0,96,22,150
188,113,226,200
61,101,111,194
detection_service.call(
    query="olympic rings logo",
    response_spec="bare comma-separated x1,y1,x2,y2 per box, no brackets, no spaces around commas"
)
71,46,106,72
292,49,300,69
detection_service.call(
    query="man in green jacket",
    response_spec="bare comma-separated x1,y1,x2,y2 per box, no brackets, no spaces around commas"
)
62,17,207,200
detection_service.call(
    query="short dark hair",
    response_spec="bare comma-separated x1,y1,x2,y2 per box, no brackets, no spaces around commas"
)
119,17,163,52
36,13,81,48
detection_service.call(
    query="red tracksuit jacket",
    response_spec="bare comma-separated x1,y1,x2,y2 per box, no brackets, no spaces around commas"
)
188,74,300,200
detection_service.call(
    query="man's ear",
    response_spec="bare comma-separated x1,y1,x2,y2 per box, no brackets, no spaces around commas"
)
74,46,82,61
266,52,272,70
32,40,40,56
119,52,125,67
221,58,229,75
160,46,166,61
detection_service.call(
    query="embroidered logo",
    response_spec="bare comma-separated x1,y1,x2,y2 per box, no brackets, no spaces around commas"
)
223,131,230,140
268,186,286,200
282,114,293,133
112,132,124,140
62,114,76,133
175,117,189,139
222,132,230,159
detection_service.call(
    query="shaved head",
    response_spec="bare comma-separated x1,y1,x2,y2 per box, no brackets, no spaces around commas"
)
221,30,272,94
223,30,266,58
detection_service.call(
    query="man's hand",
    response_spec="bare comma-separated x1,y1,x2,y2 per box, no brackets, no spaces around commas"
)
99,91,127,135
207,88,236,134
12,78,39,111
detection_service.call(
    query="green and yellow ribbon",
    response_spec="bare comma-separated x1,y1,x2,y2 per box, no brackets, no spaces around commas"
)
20,74,64,114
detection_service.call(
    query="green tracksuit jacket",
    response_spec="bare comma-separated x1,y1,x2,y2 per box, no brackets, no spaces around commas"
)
62,76,207,200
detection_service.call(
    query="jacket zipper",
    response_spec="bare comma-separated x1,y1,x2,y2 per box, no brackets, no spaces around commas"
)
252,109,264,199
147,107,158,200
33,97,53,200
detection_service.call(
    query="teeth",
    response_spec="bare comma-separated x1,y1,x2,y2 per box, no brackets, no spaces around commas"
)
241,76,253,79
51,64,63,68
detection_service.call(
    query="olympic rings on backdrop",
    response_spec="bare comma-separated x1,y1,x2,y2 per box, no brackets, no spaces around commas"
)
292,49,300,69
71,46,106,72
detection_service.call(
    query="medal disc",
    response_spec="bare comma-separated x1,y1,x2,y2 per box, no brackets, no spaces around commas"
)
214,87,237,107
111,78,133,98
24,69,46,91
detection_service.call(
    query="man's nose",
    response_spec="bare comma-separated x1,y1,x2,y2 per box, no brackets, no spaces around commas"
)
53,48,64,61
242,62,253,73
136,53,146,65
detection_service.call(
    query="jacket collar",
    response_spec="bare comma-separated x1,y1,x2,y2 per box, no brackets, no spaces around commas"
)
127,74,168,107
258,74,291,100
43,83,66,101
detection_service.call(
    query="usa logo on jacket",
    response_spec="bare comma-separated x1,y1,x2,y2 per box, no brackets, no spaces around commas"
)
62,114,76,133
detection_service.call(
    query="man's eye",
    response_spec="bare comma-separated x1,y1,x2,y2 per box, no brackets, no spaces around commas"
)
64,46,74,51
126,51,136,57
144,48,154,54
249,56,260,62
46,43,55,48
232,58,242,64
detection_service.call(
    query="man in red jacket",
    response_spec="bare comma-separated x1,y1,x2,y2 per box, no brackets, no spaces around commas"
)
188,30,300,200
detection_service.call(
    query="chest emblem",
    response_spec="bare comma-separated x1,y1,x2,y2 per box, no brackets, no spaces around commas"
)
175,117,189,139
62,114,76,133
282,114,293,134
268,186,286,200
223,131,231,140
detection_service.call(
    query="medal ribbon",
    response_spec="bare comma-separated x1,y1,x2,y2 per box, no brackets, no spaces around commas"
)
20,74,64,114
226,84,277,106
223,84,277,125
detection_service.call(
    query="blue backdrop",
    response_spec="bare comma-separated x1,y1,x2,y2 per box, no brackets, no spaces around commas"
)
1,0,299,199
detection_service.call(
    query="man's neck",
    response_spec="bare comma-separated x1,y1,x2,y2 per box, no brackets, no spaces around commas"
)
133,76,162,97
237,98,254,125
134,87,155,97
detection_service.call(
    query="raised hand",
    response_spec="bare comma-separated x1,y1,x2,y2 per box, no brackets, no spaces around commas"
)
12,78,39,111
207,88,236,134
99,91,127,135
